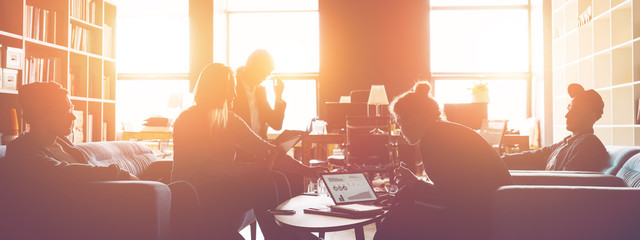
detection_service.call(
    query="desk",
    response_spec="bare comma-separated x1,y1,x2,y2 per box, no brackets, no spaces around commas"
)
502,134,530,152
274,195,385,240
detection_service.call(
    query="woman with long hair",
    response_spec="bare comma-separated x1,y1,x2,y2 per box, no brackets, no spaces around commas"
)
171,63,320,240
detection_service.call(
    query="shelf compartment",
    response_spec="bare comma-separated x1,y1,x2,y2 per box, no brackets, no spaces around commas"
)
103,60,115,100
593,0,611,18
593,13,611,53
578,22,593,58
612,44,632,85
88,101,102,142
69,51,88,98
578,57,594,89
612,85,634,124
611,2,631,47
0,1,23,36
594,51,612,88
88,56,102,99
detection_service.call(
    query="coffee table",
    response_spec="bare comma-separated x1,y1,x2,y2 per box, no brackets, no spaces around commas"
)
274,195,386,240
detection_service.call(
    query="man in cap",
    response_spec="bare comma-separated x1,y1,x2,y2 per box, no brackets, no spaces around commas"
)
501,83,608,171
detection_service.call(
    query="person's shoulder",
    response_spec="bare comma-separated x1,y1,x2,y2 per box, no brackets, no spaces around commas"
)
5,132,43,159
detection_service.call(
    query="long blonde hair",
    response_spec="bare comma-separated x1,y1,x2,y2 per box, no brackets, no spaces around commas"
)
193,63,234,130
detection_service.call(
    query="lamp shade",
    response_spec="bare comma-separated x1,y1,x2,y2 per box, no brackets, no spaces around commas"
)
367,85,389,105
0,108,19,135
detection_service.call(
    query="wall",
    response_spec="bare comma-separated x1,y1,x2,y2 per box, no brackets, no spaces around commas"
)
552,0,640,146
318,0,430,118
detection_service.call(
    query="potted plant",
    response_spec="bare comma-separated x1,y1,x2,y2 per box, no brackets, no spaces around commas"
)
470,81,489,103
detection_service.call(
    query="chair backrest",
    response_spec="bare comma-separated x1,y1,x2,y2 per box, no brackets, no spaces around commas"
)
479,119,508,154
616,152,640,187
345,116,397,169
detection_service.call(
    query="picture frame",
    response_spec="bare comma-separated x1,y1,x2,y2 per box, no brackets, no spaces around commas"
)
5,47,24,70
2,68,18,90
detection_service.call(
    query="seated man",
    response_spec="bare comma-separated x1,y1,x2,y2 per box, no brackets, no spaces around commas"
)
501,83,608,171
0,82,137,238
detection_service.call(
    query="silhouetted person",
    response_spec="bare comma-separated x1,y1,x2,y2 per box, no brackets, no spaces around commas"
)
502,83,608,171
373,81,512,240
171,63,323,240
0,82,138,239
233,49,285,138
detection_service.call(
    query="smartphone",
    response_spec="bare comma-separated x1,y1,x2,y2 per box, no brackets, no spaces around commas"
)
268,209,296,215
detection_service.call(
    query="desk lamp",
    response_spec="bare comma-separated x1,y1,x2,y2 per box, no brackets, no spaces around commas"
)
367,85,389,135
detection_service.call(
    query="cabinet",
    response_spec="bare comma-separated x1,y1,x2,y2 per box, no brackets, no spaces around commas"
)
0,0,117,142
552,0,640,146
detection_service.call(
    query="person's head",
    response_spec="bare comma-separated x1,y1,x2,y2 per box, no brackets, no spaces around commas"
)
193,63,236,110
19,82,76,137
565,83,604,134
243,49,275,87
389,81,441,145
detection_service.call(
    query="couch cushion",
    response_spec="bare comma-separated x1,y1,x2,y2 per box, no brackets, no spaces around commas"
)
76,141,159,177
604,146,640,175
616,153,640,188
492,185,640,240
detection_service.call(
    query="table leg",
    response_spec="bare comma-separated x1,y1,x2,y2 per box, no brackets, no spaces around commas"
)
319,232,325,239
354,226,365,240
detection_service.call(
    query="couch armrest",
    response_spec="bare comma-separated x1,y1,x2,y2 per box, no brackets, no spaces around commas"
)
492,185,640,240
72,181,172,240
141,160,174,184
510,172,627,187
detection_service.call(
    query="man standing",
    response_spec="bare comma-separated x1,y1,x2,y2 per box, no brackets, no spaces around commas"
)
234,49,286,138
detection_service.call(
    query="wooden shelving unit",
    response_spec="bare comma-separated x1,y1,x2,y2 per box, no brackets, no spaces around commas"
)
0,0,117,143
552,0,640,146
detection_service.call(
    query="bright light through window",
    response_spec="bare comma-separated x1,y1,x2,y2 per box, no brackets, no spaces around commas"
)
434,80,527,121
228,12,319,72
116,80,191,132
261,79,317,133
227,0,317,11
114,0,189,73
431,0,528,6
431,10,529,73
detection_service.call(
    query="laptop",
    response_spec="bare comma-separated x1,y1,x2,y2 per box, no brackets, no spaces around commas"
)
272,130,309,153
303,172,385,218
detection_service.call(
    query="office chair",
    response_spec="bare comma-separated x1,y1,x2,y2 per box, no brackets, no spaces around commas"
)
344,116,399,177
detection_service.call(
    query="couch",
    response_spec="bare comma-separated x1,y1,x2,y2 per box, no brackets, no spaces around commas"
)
491,146,640,240
0,141,173,240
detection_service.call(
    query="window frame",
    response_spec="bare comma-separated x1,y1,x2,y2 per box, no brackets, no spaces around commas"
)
430,2,533,118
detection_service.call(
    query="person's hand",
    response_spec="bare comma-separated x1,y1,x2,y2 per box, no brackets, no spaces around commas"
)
393,162,419,188
273,76,285,100
373,194,396,206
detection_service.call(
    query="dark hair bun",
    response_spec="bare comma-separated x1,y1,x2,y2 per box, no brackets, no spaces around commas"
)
567,83,585,98
413,81,431,95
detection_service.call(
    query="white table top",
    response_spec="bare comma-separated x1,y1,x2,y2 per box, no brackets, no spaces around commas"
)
274,195,385,232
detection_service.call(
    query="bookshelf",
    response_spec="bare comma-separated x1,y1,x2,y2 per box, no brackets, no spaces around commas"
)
0,0,117,143
552,0,639,146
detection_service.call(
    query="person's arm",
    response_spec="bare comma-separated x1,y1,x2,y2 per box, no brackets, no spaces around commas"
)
257,86,286,131
560,135,609,171
501,142,559,170
17,152,131,182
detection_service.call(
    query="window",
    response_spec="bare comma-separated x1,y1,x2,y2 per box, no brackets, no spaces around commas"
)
430,2,531,124
226,0,319,133
113,0,190,135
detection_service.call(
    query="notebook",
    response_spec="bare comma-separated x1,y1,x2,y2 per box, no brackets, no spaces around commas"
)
272,130,309,152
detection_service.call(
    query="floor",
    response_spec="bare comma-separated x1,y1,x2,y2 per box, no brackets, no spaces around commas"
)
239,222,377,240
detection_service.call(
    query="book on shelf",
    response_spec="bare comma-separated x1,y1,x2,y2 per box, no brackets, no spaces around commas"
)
71,0,97,24
2,69,18,90
86,114,93,142
102,122,107,141
71,110,84,143
70,25,90,52
24,57,60,84
25,5,57,44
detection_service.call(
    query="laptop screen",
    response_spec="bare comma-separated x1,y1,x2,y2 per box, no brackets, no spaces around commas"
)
321,173,378,205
